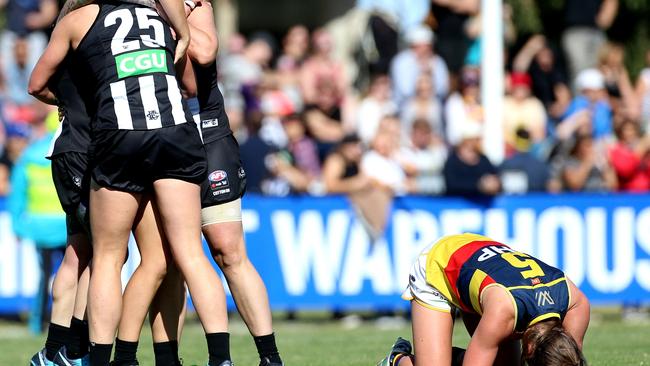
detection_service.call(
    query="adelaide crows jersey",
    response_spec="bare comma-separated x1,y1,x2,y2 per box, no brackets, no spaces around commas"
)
425,233,570,331
75,1,193,131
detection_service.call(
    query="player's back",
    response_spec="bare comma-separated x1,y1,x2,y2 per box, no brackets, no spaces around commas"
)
424,234,570,331
74,1,192,131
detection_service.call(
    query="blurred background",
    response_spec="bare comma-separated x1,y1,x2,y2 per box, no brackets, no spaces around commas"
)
1,0,650,343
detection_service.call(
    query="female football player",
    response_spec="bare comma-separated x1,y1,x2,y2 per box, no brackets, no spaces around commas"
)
379,233,590,366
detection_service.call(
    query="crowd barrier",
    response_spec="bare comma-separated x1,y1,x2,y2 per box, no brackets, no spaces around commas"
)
1,193,650,314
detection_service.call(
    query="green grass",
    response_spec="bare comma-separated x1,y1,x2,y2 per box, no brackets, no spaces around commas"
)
1,312,649,365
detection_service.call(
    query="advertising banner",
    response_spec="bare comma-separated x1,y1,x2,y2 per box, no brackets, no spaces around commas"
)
1,194,649,314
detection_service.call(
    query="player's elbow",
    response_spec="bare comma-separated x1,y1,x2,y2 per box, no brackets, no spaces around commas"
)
27,80,44,98
191,46,217,66
190,37,218,66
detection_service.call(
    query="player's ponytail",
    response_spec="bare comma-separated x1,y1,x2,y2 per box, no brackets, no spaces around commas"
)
522,319,587,366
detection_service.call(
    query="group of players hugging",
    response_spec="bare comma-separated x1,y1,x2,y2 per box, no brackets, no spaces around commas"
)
26,0,592,365
28,0,281,365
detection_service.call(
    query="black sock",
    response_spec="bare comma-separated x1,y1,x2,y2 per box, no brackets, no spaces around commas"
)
45,323,70,360
206,332,230,365
113,339,139,364
89,343,113,366
451,347,466,366
68,317,89,359
254,333,282,364
153,341,180,366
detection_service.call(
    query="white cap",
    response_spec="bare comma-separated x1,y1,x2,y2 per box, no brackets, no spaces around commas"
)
575,68,605,90
460,121,482,140
406,25,434,45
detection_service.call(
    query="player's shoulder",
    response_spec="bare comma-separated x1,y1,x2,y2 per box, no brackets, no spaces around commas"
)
61,3,101,23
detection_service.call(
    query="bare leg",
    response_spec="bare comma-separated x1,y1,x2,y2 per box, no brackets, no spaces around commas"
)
88,187,141,344
204,221,272,336
73,266,90,320
50,232,92,326
411,301,454,366
149,266,186,342
117,199,172,342
153,179,228,334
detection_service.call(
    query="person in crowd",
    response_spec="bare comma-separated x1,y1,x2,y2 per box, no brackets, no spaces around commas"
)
8,110,66,334
240,118,279,195
427,0,479,74
443,122,500,197
399,119,447,195
322,134,371,194
562,0,618,86
390,25,449,108
503,72,547,155
608,120,650,192
356,0,430,74
356,74,397,145
598,42,638,120
221,35,274,130
258,81,294,149
276,25,310,72
557,68,613,141
282,113,321,180
0,0,57,105
400,72,442,139
0,150,10,195
362,119,410,238
303,80,346,160
560,133,618,192
445,67,482,146
3,122,31,165
462,3,517,68
361,118,412,195
512,35,571,122
300,28,348,106
636,49,650,131
500,128,552,194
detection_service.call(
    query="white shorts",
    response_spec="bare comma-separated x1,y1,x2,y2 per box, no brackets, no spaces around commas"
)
401,252,453,313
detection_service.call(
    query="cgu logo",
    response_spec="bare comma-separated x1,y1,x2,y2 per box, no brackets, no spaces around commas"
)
115,49,167,79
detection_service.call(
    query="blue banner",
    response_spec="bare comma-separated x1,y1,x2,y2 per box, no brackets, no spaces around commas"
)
1,193,650,314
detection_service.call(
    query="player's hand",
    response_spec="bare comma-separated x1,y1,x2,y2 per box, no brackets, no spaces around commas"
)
175,35,190,64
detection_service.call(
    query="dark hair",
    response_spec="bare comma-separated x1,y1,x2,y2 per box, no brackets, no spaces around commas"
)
522,319,587,366
614,119,640,140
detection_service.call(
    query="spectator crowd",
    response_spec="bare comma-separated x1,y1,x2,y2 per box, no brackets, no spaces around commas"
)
2,0,650,202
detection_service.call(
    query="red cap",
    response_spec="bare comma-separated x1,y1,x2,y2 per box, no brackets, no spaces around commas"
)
510,72,532,89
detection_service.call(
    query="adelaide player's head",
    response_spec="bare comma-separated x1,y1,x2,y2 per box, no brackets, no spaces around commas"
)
522,319,587,366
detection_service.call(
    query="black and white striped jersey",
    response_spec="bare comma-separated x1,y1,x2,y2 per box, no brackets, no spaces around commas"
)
75,1,192,131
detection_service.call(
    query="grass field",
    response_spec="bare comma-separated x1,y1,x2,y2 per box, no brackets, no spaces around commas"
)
1,312,649,366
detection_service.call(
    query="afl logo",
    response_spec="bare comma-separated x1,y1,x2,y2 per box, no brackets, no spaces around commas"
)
209,170,227,182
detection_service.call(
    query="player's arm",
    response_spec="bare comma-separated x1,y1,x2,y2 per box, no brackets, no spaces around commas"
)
462,290,515,366
562,278,590,349
28,22,72,104
186,0,218,65
158,0,191,63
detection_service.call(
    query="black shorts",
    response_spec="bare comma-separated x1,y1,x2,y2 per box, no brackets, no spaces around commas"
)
92,123,207,192
51,152,90,235
201,134,246,208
